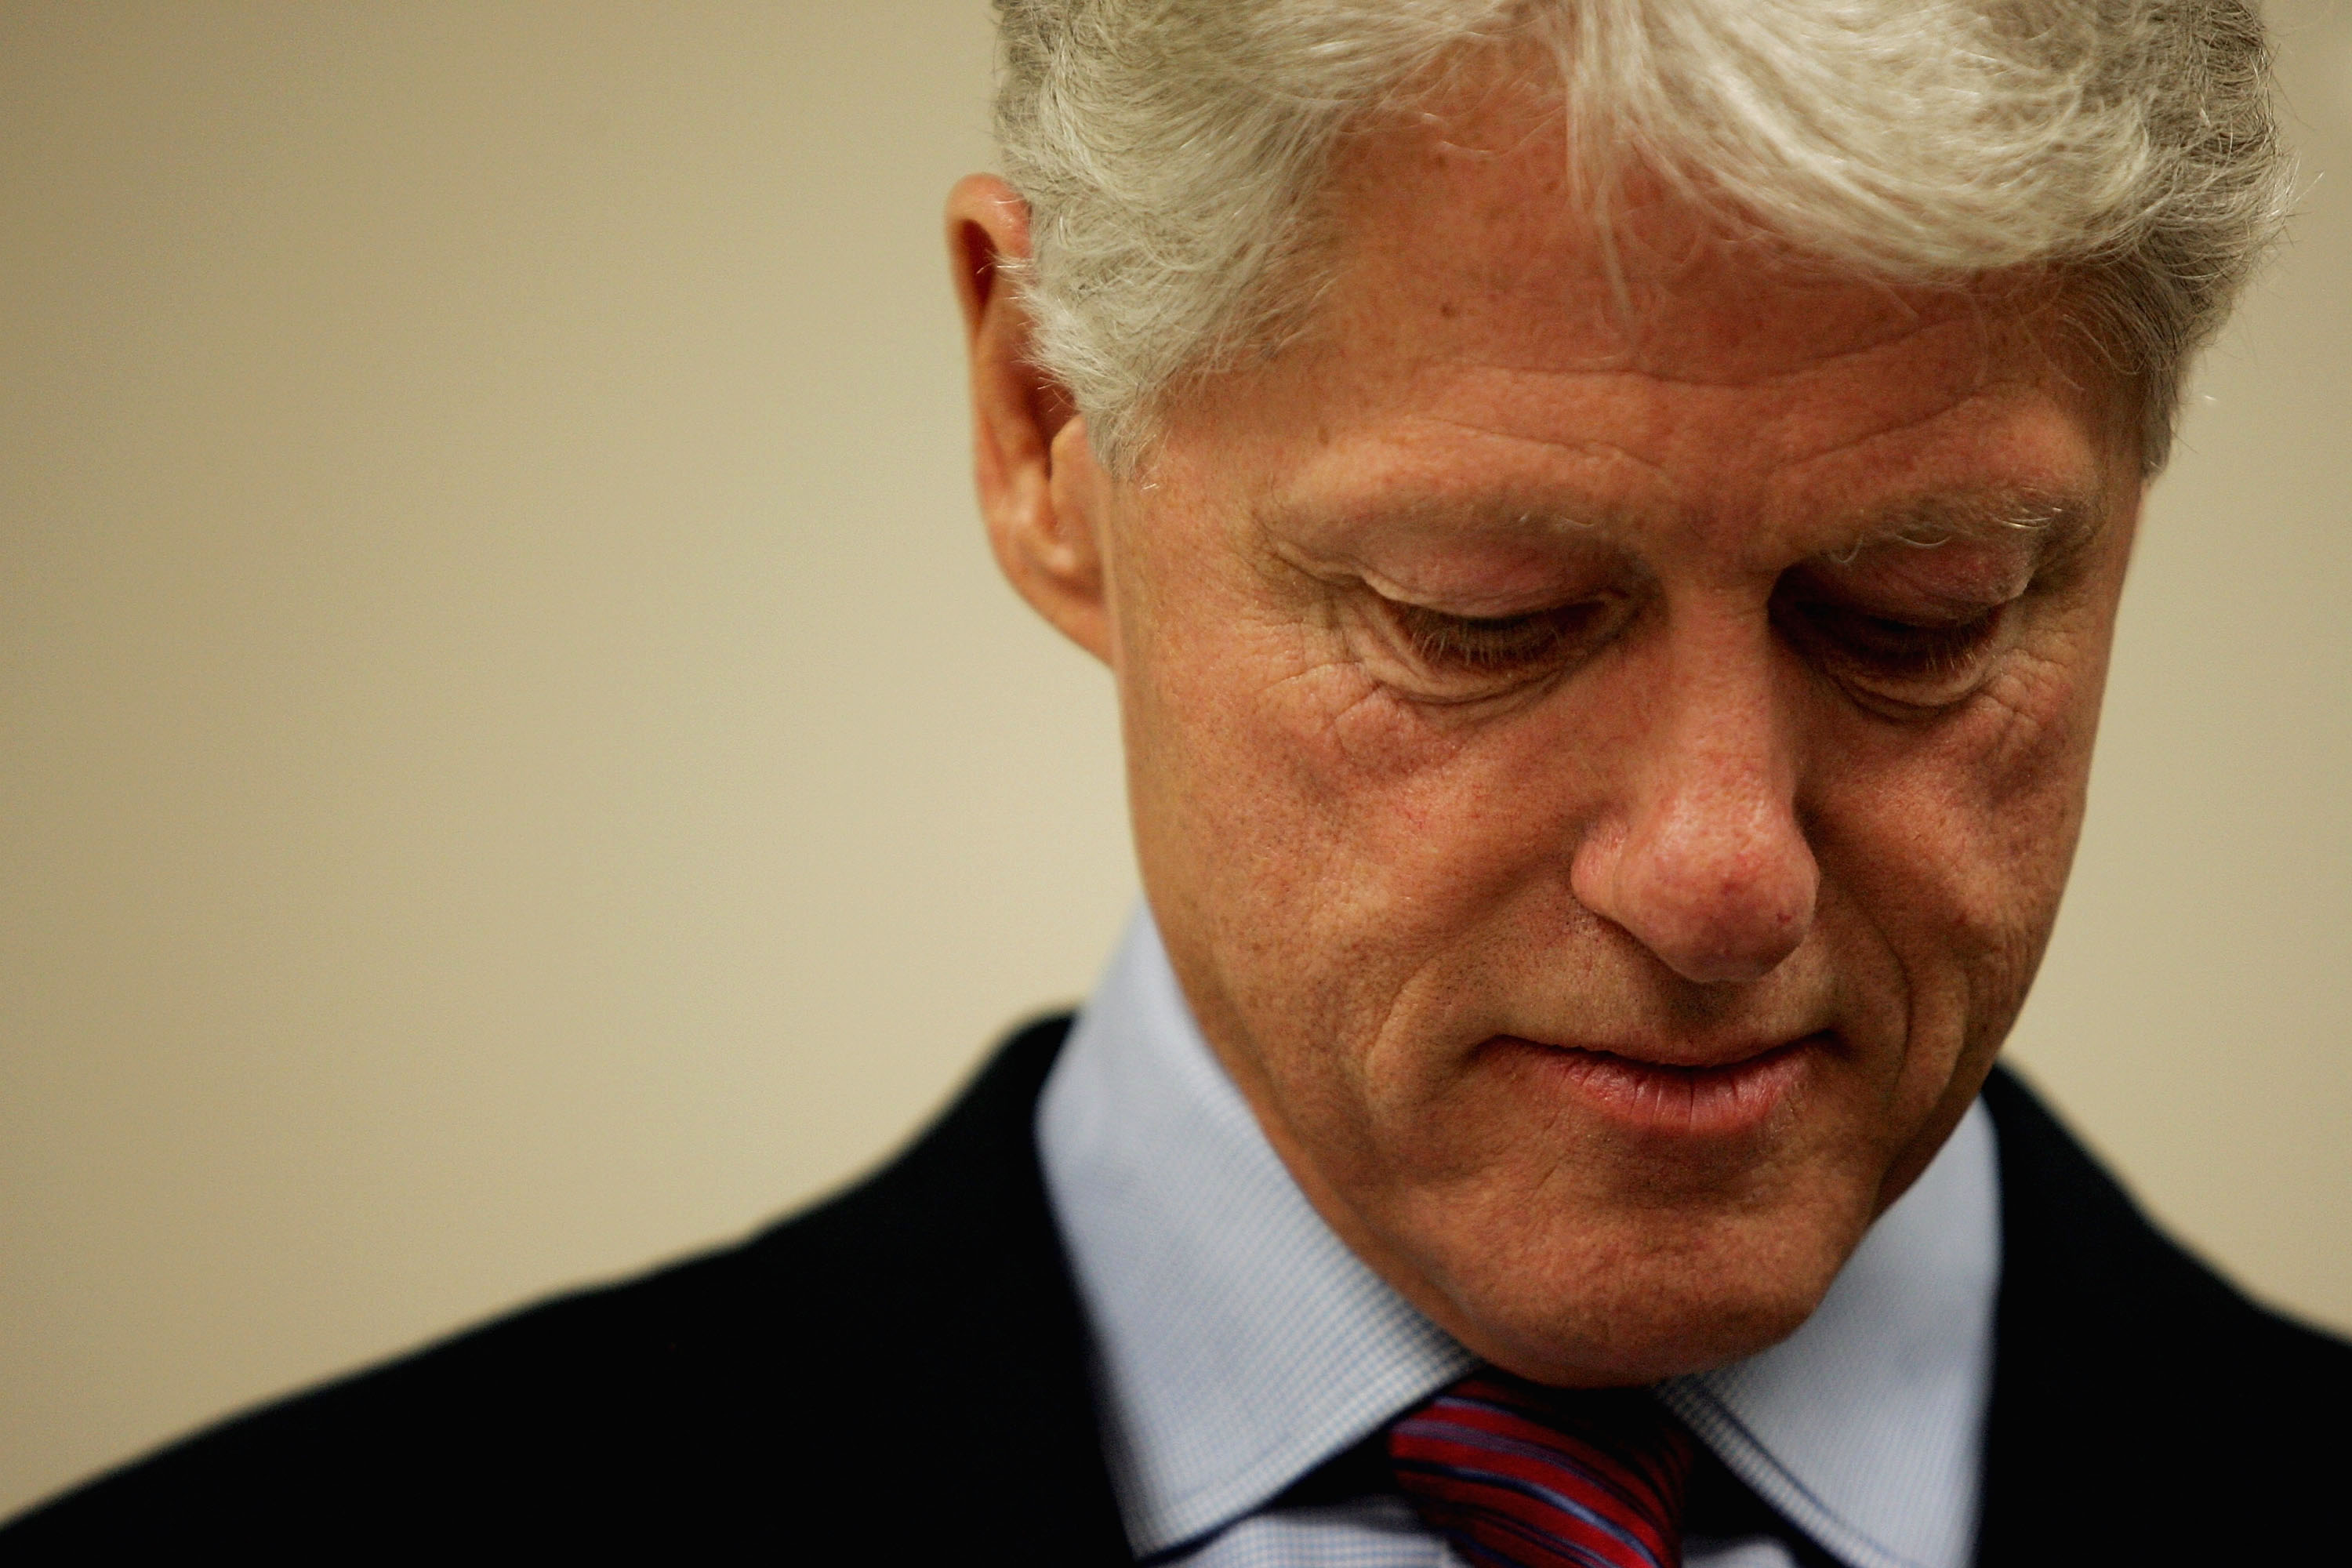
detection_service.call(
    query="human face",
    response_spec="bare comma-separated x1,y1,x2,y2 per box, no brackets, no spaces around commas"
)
963,88,2142,1385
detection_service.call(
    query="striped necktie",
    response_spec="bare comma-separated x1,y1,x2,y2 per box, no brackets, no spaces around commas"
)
1387,1370,1694,1568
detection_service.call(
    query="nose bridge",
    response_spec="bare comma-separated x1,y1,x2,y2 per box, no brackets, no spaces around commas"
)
1646,600,1795,829
1573,592,1819,985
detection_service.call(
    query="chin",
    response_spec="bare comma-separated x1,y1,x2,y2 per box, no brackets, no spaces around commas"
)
1421,1200,1868,1388
1475,1276,1838,1388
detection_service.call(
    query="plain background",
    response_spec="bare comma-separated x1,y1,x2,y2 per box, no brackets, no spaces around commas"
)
2,0,2347,1519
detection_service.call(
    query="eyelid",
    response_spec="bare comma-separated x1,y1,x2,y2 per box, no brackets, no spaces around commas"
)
1387,599,1564,652
1323,531,1639,622
1802,594,2012,630
1361,585,1639,704
1788,555,2036,618
1773,591,2017,715
1359,574,1597,624
1378,580,1634,630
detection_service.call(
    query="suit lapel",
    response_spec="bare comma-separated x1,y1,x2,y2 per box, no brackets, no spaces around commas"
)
743,1014,1135,1562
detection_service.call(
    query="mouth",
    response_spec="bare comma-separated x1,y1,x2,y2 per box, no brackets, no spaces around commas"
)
1497,1033,1823,1137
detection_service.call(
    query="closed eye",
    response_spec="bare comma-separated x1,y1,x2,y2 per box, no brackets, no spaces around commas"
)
1388,601,1615,674
1800,603,2000,671
1774,591,2013,710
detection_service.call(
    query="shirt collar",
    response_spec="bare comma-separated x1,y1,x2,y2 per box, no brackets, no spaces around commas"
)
1037,908,1998,1568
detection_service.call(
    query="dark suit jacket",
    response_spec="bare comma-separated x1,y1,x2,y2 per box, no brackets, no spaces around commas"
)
5,1017,2347,1561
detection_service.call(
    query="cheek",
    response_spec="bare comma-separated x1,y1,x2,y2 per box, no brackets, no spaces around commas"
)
1145,642,1586,959
1814,639,2100,1057
1118,584,1596,1084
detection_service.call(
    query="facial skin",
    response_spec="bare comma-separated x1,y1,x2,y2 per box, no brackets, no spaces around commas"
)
950,81,2143,1388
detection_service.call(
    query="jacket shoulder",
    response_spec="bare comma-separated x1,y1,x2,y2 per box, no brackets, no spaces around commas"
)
4,1016,1129,1561
1977,1063,2352,1562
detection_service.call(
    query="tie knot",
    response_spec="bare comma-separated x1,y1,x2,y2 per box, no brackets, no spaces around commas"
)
1387,1370,1694,1568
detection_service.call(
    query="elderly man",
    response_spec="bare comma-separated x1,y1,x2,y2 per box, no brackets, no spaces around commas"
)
8,1,2347,1563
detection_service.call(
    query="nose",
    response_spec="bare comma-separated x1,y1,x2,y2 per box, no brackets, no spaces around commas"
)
1569,612,1818,985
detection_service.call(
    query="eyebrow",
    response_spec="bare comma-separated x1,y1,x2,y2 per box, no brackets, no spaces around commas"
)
1258,485,2109,573
1828,493,2102,564
1254,492,1631,549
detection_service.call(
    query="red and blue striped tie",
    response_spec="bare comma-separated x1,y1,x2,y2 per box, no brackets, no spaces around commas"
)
1388,1370,1694,1568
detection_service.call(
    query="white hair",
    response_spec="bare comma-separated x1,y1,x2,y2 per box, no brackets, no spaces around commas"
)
992,0,2292,473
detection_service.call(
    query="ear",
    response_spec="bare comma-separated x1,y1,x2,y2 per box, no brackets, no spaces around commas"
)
947,174,1115,664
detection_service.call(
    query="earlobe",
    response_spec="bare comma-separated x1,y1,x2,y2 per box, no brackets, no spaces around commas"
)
946,173,1113,665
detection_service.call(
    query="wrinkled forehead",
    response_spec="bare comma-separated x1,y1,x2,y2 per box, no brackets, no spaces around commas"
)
1308,71,2078,390
1139,87,2137,578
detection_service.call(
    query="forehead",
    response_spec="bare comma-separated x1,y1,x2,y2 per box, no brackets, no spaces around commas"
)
1152,74,2132,563
1312,64,2071,381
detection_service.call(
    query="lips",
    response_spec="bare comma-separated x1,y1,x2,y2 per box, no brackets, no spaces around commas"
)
1498,1032,1823,1137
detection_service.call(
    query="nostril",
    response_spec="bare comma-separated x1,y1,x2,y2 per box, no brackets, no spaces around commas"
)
1571,806,1820,985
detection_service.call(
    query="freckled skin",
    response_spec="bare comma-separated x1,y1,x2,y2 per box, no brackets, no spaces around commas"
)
952,85,2142,1386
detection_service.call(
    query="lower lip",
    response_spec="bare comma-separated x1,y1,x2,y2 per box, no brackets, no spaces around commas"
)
1507,1035,1820,1138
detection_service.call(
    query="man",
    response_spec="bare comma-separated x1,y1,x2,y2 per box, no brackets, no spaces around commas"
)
6,1,2345,1563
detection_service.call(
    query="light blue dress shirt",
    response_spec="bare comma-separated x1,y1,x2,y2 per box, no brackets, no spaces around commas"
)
1037,910,2000,1568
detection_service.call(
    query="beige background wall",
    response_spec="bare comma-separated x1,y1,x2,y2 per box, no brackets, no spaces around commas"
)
2,0,2346,1519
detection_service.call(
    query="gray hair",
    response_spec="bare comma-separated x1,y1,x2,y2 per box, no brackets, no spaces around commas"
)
992,0,2292,473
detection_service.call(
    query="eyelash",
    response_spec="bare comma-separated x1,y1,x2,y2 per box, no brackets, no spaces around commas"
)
1393,604,1589,671
1775,597,2011,701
